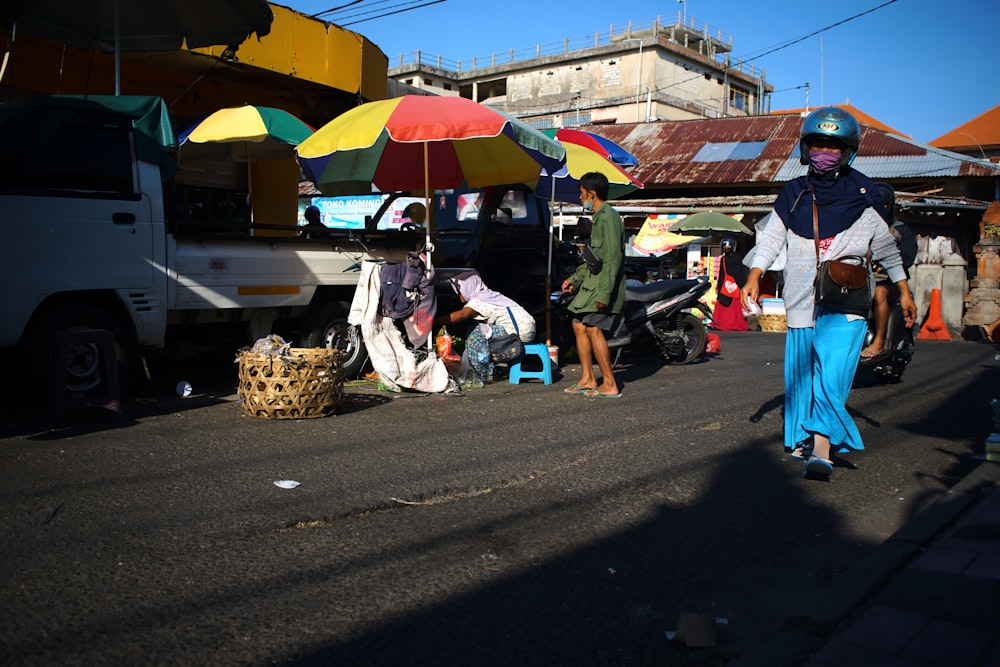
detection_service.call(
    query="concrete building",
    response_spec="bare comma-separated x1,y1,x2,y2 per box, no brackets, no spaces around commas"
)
387,14,772,129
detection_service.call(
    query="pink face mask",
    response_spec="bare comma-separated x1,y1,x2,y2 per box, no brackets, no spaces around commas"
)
809,149,841,174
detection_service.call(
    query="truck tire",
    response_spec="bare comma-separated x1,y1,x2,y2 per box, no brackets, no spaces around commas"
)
20,303,134,401
299,302,368,380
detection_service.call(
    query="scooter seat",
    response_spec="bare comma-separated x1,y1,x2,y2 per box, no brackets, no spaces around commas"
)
626,279,698,303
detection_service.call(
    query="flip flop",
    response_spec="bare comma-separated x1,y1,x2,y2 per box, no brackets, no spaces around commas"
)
803,455,833,480
563,383,593,395
582,388,622,399
789,445,813,460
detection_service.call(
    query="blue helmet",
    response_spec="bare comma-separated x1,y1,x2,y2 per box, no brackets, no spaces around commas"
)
799,106,861,170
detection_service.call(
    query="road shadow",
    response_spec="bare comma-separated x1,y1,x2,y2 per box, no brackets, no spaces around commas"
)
272,440,851,667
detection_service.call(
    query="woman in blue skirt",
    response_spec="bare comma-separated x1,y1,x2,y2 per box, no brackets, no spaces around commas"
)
741,108,916,479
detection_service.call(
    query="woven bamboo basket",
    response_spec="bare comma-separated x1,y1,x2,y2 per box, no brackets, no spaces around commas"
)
757,314,788,333
237,348,343,419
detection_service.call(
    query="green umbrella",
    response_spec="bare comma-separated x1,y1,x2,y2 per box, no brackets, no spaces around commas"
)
669,211,753,235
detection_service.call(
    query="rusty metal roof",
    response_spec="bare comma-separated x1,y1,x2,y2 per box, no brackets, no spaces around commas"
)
581,114,1000,189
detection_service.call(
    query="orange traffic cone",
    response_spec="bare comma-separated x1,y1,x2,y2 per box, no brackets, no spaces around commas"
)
917,288,952,340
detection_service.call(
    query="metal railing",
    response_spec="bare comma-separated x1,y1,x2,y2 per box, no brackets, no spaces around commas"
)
389,13,760,78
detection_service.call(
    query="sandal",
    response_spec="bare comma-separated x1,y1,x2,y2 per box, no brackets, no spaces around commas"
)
803,455,834,480
790,444,813,460
563,383,593,395
582,388,622,399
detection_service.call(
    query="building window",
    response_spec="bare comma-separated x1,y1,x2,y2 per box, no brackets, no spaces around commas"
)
691,141,768,162
526,118,554,130
729,88,749,111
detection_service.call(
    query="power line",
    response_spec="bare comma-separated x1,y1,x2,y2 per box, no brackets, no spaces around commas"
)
738,0,898,64
331,0,448,26
312,0,368,19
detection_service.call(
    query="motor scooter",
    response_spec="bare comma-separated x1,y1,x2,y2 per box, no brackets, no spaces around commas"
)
857,290,914,384
554,276,713,366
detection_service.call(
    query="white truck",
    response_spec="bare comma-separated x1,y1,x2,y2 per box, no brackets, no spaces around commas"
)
0,95,422,392
0,95,559,396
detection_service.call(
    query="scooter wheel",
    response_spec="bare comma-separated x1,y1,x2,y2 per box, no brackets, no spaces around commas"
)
655,313,706,365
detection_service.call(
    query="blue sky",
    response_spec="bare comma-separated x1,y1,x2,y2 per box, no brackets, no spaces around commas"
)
285,0,996,144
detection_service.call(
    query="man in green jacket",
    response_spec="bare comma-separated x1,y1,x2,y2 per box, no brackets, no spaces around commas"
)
561,172,626,398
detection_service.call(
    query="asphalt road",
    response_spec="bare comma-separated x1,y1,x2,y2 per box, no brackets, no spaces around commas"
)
0,332,996,666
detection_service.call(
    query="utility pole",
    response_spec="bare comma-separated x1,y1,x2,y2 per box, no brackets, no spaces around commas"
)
635,39,643,122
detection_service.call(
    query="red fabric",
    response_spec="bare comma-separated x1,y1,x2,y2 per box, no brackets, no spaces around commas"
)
713,298,749,331
720,276,740,297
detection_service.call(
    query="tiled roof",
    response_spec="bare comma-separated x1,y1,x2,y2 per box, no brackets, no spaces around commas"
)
770,103,905,135
928,104,1000,150
581,114,1000,190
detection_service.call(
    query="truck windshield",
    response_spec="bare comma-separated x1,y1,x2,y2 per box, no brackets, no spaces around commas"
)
303,186,541,232
431,187,536,230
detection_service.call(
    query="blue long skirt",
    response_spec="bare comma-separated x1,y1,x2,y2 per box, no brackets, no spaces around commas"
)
785,310,867,453
784,326,814,452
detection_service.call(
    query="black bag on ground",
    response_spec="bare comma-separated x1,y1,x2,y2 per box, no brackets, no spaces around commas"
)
489,307,525,363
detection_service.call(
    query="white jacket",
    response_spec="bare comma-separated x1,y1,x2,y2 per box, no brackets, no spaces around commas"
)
750,206,907,328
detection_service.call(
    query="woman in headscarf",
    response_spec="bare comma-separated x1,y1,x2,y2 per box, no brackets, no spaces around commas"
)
740,108,915,480
433,271,535,385
712,235,749,331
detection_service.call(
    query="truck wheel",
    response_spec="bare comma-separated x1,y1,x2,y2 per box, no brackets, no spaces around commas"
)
300,302,368,379
20,304,133,400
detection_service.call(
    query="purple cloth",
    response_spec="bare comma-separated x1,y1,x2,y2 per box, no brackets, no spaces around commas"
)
380,252,437,348
451,272,519,310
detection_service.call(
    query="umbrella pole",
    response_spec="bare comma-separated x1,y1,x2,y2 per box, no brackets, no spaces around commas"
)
423,141,432,259
246,144,255,235
545,176,556,345
114,0,120,95
423,142,434,354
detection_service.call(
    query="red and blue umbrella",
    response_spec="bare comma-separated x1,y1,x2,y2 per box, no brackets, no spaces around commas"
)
535,140,642,204
542,127,639,167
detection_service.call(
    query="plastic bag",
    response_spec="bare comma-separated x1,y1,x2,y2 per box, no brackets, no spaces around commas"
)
249,334,291,356
435,328,462,373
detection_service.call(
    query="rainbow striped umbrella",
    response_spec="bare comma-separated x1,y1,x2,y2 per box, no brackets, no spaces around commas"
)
535,140,643,204
542,128,638,167
295,95,565,196
178,105,314,161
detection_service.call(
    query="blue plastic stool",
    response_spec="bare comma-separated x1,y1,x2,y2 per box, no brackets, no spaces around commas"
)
508,343,553,385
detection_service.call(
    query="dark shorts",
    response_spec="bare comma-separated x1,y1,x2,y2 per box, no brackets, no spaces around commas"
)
574,312,618,332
